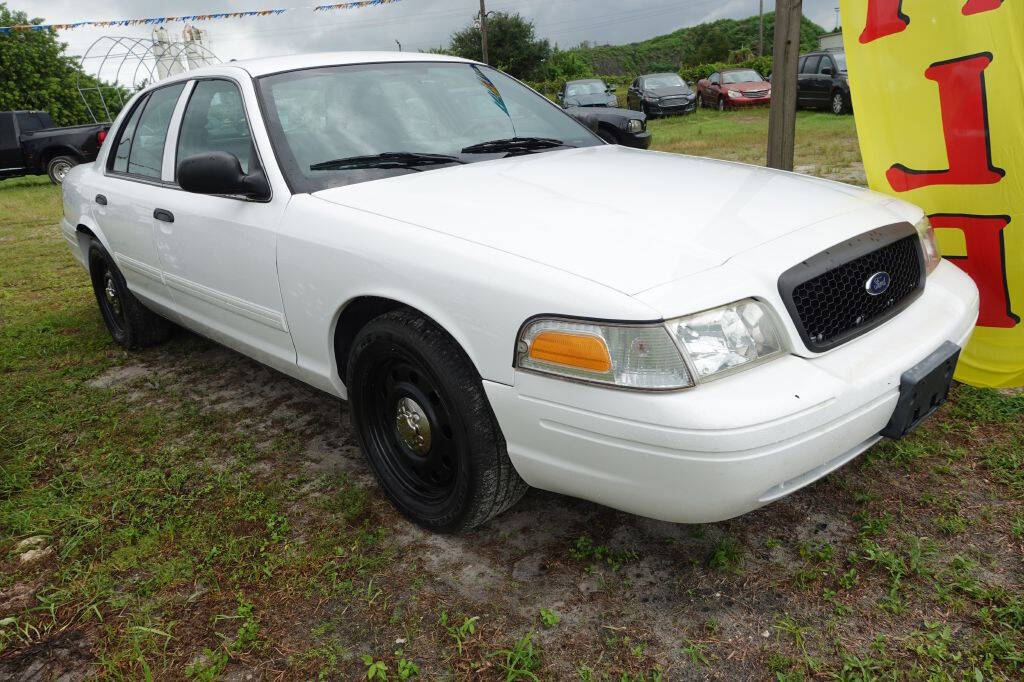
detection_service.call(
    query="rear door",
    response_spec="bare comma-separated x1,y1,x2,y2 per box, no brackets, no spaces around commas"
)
798,56,820,105
15,112,49,136
0,113,23,171
151,77,296,371
98,84,185,315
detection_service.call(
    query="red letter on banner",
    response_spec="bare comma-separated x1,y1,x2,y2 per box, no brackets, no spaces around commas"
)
887,53,1005,192
962,0,1002,15
859,0,909,43
930,214,1019,328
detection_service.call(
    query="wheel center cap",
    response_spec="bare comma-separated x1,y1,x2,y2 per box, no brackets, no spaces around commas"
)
395,396,431,456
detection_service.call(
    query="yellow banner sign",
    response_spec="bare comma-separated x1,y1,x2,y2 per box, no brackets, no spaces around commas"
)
841,0,1023,388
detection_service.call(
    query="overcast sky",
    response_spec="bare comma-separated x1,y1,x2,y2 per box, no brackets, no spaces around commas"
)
16,0,840,71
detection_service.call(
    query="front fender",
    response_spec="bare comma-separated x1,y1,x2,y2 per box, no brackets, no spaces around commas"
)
277,194,659,398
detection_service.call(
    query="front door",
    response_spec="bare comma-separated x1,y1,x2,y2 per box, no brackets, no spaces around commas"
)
152,77,296,372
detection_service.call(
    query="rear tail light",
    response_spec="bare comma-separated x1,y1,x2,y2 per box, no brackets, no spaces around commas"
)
97,129,107,144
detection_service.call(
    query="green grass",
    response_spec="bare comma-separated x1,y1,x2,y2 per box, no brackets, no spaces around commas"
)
1,116,1022,679
648,108,864,183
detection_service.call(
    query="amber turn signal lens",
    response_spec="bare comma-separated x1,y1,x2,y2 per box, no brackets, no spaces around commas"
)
529,331,612,373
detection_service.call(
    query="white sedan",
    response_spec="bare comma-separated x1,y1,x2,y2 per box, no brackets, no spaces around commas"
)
60,52,979,533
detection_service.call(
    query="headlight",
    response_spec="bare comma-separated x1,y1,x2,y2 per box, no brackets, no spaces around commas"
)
516,318,693,390
766,88,772,97
626,119,643,133
665,299,786,381
914,216,941,274
728,89,742,98
516,300,789,389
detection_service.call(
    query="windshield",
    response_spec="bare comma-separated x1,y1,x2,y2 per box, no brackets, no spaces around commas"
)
565,80,608,97
643,74,688,90
832,52,847,71
722,70,763,84
257,62,600,192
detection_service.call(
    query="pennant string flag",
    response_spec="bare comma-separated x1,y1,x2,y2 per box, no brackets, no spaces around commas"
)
0,1,403,34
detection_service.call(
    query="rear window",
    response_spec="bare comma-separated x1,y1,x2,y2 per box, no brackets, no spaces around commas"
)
16,113,49,133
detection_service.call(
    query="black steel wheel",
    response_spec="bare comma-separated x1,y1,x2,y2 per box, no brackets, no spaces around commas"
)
88,238,173,349
347,309,527,533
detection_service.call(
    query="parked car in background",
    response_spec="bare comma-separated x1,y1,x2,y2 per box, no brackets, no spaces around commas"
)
0,110,109,184
797,50,852,114
62,52,978,535
565,106,650,148
559,78,618,108
696,69,771,110
626,73,697,118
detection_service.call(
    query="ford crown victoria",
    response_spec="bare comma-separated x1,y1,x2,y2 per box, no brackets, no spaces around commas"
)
60,52,979,533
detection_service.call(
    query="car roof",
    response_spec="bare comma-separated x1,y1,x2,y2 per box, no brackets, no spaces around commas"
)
161,51,476,81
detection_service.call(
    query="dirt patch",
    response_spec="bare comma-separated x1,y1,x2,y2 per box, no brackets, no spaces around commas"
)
85,364,151,388
0,630,93,682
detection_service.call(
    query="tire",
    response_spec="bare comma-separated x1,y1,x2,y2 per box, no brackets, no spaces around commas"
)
87,239,173,349
831,90,849,115
347,309,528,533
596,128,618,145
640,102,651,119
47,155,77,185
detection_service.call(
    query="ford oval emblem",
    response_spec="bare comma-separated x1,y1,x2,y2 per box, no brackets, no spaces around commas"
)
865,271,892,296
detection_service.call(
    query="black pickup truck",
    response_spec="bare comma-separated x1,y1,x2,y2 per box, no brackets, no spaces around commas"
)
0,111,110,185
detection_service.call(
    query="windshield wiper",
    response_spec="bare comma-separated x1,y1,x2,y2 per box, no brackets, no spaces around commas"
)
310,152,465,171
460,137,568,155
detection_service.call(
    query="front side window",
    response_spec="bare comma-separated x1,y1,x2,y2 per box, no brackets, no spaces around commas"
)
177,79,255,175
817,57,835,74
710,73,720,85
832,52,847,71
257,62,601,193
126,83,185,178
110,94,149,174
801,56,821,74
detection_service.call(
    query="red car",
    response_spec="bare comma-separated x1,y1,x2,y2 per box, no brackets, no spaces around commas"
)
696,68,771,110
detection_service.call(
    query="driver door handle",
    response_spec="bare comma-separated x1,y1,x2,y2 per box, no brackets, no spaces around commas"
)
153,208,174,223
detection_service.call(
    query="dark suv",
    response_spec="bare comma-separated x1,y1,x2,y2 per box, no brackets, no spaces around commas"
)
796,51,851,114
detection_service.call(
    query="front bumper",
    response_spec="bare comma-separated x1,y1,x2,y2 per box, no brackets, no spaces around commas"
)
727,95,771,108
648,100,697,116
485,262,979,523
619,130,652,149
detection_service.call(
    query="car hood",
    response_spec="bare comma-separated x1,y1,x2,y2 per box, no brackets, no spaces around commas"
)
564,92,616,107
311,145,891,295
648,86,694,98
726,80,771,91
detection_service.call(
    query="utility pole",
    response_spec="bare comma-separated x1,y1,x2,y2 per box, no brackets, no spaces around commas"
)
766,0,802,170
479,0,489,64
758,0,764,57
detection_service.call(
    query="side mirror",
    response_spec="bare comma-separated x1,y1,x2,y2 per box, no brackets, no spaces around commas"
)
177,151,270,200
821,67,833,76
